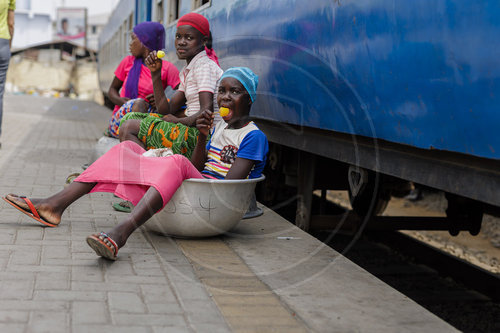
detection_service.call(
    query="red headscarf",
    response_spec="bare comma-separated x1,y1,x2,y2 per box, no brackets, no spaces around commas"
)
177,13,219,66
177,13,210,36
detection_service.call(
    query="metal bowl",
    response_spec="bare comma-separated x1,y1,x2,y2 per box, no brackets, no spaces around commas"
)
146,176,265,238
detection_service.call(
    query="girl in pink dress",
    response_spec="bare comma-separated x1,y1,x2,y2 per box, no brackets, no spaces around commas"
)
107,21,180,138
3,67,267,260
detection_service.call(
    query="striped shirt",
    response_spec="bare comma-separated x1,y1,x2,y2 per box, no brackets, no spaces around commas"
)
178,50,223,118
203,121,268,179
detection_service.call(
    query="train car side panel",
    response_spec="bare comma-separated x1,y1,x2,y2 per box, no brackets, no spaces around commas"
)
161,0,500,160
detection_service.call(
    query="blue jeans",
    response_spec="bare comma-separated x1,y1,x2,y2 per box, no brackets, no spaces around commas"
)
0,38,10,138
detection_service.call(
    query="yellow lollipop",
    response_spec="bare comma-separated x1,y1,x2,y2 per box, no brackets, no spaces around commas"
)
219,107,230,117
157,50,165,58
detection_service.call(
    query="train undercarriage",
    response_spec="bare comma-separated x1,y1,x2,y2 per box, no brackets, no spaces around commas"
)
255,120,500,236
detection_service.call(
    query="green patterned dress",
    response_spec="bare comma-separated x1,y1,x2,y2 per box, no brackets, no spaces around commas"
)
120,112,200,158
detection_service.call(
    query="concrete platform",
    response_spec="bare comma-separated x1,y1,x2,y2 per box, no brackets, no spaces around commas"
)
214,208,458,332
0,95,457,332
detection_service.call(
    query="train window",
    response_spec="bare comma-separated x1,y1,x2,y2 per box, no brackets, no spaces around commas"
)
155,0,164,24
167,0,180,23
113,33,118,61
127,13,133,53
122,23,127,55
119,25,123,55
136,0,152,23
128,13,133,32
192,0,210,10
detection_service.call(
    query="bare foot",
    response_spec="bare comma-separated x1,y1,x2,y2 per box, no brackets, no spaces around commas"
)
5,194,62,226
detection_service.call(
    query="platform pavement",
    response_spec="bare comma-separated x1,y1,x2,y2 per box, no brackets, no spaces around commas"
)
0,95,235,333
0,95,458,333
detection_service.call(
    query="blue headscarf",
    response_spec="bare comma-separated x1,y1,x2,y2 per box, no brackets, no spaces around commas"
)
220,67,259,102
125,22,165,99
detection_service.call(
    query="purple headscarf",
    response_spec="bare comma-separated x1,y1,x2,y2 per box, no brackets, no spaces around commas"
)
125,22,166,99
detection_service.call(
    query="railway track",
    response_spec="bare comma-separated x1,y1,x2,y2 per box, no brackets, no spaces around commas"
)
370,231,500,300
268,193,500,332
312,229,500,332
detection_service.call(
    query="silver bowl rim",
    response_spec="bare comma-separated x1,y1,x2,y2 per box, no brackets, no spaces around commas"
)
183,175,265,184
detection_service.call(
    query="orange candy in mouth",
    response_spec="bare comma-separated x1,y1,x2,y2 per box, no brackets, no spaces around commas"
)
219,107,230,117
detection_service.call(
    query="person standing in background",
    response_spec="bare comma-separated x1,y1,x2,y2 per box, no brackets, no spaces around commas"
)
0,0,14,149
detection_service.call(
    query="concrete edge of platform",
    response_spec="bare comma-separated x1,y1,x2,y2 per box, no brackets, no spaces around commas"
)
221,205,459,333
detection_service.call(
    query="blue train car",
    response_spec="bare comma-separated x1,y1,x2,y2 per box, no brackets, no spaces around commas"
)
98,0,500,233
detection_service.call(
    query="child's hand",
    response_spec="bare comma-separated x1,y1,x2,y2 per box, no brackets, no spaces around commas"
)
144,51,162,73
196,110,214,137
145,93,156,109
162,114,178,123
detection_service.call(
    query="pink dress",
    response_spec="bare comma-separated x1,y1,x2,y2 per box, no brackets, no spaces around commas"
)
113,56,180,114
74,141,203,208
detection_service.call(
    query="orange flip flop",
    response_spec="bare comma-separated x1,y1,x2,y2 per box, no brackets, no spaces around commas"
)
2,195,58,228
86,232,119,261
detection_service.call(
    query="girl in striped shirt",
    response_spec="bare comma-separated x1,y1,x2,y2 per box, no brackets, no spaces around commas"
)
119,12,223,159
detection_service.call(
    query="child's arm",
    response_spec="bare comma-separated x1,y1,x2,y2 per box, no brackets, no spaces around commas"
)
108,77,129,107
145,51,187,115
225,158,256,180
226,130,268,180
190,110,214,171
166,91,213,126
145,52,169,114
160,91,186,116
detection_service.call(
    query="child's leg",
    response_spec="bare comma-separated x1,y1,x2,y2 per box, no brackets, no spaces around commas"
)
5,181,96,225
102,186,163,248
118,119,145,148
100,155,203,248
135,117,199,156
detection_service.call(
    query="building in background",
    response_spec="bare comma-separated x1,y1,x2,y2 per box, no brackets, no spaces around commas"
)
55,7,87,47
11,10,52,50
12,0,119,50
6,0,119,103
87,13,108,51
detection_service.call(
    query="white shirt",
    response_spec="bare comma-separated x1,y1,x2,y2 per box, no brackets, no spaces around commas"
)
178,50,223,119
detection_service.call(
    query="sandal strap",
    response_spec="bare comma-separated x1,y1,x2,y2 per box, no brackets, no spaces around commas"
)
100,232,118,256
120,201,133,208
20,196,40,220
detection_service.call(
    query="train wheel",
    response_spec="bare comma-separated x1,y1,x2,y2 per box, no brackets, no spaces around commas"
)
347,166,391,216
445,193,483,236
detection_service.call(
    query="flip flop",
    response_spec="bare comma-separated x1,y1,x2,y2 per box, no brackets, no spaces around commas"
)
2,195,58,227
86,232,119,261
65,173,81,186
112,201,133,213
